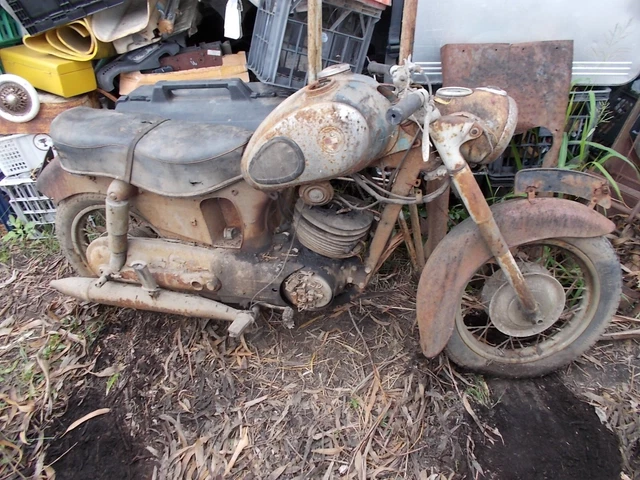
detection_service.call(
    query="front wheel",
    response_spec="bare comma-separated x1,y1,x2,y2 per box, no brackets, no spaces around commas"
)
445,236,621,378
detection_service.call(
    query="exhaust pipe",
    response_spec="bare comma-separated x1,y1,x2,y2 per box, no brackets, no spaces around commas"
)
51,277,241,321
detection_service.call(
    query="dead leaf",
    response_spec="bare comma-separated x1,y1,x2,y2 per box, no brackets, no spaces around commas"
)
0,270,18,288
224,427,249,476
267,465,288,480
64,408,111,435
90,364,125,378
244,395,268,408
312,447,343,455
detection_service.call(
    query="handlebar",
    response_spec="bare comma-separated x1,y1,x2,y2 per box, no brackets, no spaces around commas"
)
367,61,392,76
386,92,425,125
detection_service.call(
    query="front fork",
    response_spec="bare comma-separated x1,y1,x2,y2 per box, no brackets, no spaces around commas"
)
431,117,542,324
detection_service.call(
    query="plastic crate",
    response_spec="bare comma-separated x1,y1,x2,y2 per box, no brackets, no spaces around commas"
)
487,128,553,186
6,0,125,35
0,8,21,48
248,0,382,90
594,88,638,147
0,173,55,226
488,88,612,186
565,87,611,156
0,134,49,177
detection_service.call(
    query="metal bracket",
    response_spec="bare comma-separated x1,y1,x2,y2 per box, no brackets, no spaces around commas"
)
514,168,612,209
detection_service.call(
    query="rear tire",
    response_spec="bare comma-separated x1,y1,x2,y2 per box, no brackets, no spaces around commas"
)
445,236,621,378
56,193,155,276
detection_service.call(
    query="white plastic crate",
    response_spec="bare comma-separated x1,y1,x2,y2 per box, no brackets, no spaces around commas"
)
0,174,56,226
0,134,50,177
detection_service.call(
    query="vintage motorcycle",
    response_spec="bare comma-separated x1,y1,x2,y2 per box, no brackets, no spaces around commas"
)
37,62,622,377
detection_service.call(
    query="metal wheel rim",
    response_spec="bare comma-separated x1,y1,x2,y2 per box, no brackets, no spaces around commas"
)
0,81,32,115
70,204,155,267
456,239,599,364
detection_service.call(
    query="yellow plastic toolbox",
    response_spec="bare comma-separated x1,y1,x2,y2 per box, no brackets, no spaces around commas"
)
0,45,96,97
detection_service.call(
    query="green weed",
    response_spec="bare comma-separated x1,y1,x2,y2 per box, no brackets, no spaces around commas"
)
2,216,37,244
106,372,120,395
465,376,494,408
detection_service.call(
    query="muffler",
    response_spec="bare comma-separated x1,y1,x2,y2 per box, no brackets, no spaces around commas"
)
50,277,256,336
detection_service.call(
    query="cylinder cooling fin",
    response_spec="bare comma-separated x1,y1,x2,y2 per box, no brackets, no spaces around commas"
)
293,198,373,259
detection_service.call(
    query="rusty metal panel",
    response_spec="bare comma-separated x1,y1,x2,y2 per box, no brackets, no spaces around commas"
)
415,197,615,358
514,168,612,208
36,157,110,203
441,40,573,167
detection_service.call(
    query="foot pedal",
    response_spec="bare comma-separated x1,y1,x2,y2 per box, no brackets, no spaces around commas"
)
228,312,255,338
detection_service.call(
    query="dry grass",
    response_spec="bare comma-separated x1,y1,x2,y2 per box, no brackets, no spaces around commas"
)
143,283,467,479
0,213,638,479
0,242,108,479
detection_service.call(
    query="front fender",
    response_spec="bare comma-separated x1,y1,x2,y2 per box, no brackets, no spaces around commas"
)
416,198,615,358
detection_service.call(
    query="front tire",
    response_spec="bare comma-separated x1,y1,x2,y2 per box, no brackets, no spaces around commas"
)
445,236,621,378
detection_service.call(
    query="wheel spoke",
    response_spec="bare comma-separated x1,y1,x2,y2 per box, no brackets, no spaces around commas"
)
458,240,595,359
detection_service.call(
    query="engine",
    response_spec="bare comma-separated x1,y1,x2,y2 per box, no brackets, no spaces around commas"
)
293,198,373,259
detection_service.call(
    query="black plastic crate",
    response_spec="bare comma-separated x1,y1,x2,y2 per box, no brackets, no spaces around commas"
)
7,0,125,35
488,88,612,187
487,128,552,186
248,0,382,90
565,87,611,156
594,87,639,147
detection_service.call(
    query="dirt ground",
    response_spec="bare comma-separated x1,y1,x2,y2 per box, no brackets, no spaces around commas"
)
1,216,639,479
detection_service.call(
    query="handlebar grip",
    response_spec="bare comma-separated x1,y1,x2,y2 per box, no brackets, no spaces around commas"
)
386,92,425,125
367,61,392,75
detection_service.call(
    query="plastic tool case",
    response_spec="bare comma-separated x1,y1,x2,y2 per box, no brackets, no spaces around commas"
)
115,79,290,131
0,45,96,97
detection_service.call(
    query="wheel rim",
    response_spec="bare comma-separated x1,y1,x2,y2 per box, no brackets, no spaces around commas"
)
456,239,599,364
70,204,156,267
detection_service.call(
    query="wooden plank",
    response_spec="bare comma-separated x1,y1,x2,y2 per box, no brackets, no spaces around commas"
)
399,0,418,63
118,52,249,96
0,92,99,135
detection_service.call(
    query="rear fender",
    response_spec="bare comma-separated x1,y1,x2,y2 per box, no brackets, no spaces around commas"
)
416,198,615,358
37,157,110,204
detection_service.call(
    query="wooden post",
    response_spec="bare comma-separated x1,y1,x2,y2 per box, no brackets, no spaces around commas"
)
307,0,323,83
399,0,418,63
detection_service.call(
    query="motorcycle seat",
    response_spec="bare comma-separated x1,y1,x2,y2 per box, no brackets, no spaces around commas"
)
50,107,252,197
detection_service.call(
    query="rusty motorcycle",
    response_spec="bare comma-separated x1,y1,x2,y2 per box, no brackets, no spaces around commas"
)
37,63,622,377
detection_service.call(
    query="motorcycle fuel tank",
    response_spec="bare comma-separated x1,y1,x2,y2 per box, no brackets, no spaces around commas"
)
241,67,395,190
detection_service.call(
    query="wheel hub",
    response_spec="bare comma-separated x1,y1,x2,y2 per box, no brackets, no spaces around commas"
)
482,269,566,337
0,82,31,114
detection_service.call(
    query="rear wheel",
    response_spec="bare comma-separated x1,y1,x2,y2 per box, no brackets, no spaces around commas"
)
445,236,621,377
56,193,156,276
